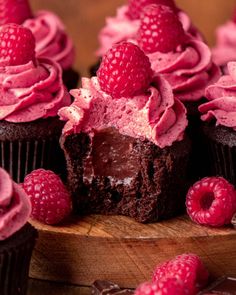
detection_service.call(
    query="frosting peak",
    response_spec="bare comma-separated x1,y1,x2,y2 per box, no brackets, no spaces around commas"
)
23,11,75,70
212,21,236,69
0,168,31,241
0,58,71,123
148,39,221,102
59,76,187,148
199,62,236,130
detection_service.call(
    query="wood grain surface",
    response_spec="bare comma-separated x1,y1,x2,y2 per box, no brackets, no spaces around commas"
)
29,214,236,288
30,0,236,76
28,279,90,295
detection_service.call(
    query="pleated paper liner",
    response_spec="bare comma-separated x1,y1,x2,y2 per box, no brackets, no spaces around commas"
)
201,124,236,185
0,137,66,183
0,223,37,295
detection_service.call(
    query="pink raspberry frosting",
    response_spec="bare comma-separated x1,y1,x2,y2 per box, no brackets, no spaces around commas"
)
96,5,203,57
0,168,31,241
212,21,236,69
0,58,71,123
148,38,221,102
23,11,75,70
59,76,187,148
199,62,236,130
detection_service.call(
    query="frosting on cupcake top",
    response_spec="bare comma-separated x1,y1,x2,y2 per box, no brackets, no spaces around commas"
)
212,21,236,68
0,58,71,123
96,5,203,57
23,11,75,70
59,76,187,148
0,168,31,241
199,62,236,130
148,38,221,102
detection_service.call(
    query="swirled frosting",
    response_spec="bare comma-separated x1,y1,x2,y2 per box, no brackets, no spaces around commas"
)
59,76,187,148
23,11,75,70
96,5,203,57
199,62,236,130
148,39,221,102
0,58,71,123
0,168,31,241
212,21,236,69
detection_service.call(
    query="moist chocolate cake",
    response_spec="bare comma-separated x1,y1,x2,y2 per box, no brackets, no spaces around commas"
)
0,117,66,182
62,128,190,223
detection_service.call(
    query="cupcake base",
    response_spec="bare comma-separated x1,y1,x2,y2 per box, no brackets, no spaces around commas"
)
0,223,37,295
0,117,66,183
61,127,191,223
201,123,236,185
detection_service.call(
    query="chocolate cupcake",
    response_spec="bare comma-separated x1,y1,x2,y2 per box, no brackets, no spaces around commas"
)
90,0,203,76
199,62,236,185
0,24,71,182
60,42,191,223
0,0,79,90
0,168,37,295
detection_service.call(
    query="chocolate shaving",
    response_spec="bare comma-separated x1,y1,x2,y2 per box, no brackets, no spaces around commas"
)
91,280,134,295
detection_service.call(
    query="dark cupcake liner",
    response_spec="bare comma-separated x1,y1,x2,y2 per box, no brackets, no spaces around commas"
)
0,223,37,295
206,139,236,185
201,124,236,185
0,137,65,183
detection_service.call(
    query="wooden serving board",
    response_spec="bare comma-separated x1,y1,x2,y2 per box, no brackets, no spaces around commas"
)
29,214,236,289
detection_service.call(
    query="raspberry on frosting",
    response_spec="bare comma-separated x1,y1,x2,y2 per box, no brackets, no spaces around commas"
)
96,2,203,57
0,0,75,70
137,7,221,102
0,0,32,25
137,4,187,53
97,42,152,98
0,23,71,123
127,0,177,20
0,23,35,66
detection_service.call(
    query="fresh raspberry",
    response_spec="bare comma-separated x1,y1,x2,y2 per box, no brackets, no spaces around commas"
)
23,169,72,225
152,254,209,295
0,0,32,25
137,4,187,53
135,282,158,295
135,278,185,295
97,42,152,98
0,24,35,66
186,177,236,227
127,0,177,20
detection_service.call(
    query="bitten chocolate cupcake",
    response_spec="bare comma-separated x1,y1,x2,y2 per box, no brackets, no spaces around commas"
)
199,62,236,185
0,0,79,90
0,24,71,182
59,42,191,223
0,167,37,295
